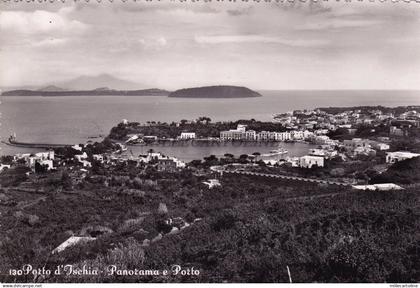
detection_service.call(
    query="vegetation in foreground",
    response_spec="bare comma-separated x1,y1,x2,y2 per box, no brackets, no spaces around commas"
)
0,167,419,283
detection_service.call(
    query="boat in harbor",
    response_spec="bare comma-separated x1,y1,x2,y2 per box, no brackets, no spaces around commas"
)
261,145,288,157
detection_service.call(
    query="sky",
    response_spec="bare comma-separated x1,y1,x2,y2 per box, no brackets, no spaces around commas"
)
0,1,420,90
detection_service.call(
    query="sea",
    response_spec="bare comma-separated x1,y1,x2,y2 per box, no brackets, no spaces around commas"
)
1,90,420,161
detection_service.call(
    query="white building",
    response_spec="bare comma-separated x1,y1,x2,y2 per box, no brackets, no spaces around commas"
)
93,154,104,162
171,157,186,169
309,148,338,159
386,151,420,164
299,155,324,168
312,135,336,145
35,151,54,160
38,159,54,170
74,152,91,167
80,160,92,168
220,125,248,140
286,156,300,167
245,130,257,140
390,126,406,136
276,131,293,141
0,164,11,172
138,152,185,169
370,142,390,151
75,152,88,162
237,124,247,132
314,129,329,135
257,131,273,141
221,130,243,140
202,179,221,189
262,159,279,166
352,183,403,191
179,132,196,139
257,131,296,141
343,138,371,150
291,130,305,140
72,144,83,151
353,147,376,156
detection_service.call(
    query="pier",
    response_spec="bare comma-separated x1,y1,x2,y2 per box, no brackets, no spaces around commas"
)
3,135,72,149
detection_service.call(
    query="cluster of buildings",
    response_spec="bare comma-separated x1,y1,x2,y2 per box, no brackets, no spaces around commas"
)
258,132,419,169
277,142,420,169
13,151,55,171
342,138,390,157
266,107,420,168
220,124,313,142
3,135,189,177
274,108,420,133
297,155,325,169
137,152,186,171
268,147,420,170
104,149,186,172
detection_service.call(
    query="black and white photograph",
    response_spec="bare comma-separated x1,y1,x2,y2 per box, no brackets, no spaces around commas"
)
0,0,420,285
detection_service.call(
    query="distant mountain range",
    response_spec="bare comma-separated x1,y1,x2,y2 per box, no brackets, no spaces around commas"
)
56,74,144,91
169,86,261,98
0,74,144,92
1,75,261,98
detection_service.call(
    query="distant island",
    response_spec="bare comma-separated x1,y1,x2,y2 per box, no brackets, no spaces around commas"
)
1,88,170,96
2,85,262,98
169,86,261,98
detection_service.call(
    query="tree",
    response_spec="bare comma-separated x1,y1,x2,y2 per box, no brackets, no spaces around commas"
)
16,158,27,165
239,154,249,160
188,160,202,168
61,170,72,189
157,202,168,215
211,209,237,232
34,162,48,173
239,154,249,163
0,155,13,165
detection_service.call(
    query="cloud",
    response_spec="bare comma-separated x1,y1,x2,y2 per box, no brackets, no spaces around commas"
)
109,2,220,15
297,18,381,31
194,35,329,47
1,1,420,90
227,7,253,16
0,8,87,35
32,38,68,48
138,37,168,50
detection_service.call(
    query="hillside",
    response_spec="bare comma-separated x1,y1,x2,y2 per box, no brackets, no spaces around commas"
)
371,156,420,184
169,86,262,98
1,168,418,283
37,85,67,92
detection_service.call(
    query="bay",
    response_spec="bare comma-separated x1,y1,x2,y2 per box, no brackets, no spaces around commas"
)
1,90,420,158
